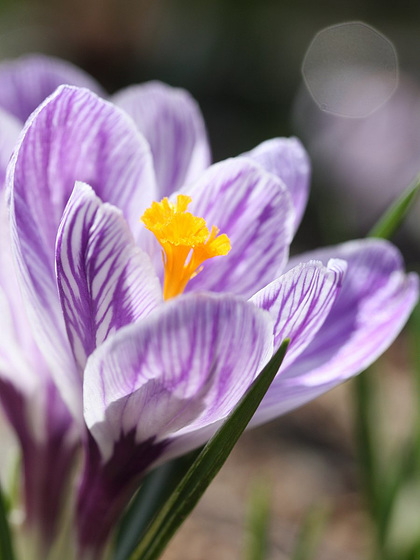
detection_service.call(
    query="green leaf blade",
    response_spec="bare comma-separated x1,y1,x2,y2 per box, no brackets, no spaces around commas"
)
0,483,15,560
368,174,420,240
113,451,201,560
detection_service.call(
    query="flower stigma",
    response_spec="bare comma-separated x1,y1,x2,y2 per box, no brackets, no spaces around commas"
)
141,195,231,300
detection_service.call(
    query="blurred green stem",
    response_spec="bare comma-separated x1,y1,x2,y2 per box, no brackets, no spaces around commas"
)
243,480,271,560
291,504,330,560
0,482,15,560
410,303,420,465
353,369,386,559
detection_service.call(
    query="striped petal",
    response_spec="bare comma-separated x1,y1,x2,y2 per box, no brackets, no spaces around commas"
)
244,137,311,231
0,190,69,427
56,182,162,371
180,158,295,298
0,193,39,371
112,81,211,197
251,259,346,368
78,293,272,550
8,86,157,415
84,293,273,461
0,54,104,123
0,189,78,545
253,239,419,424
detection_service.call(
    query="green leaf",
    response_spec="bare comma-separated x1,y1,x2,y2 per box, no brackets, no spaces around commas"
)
128,339,290,560
374,307,420,554
353,367,382,521
0,483,15,560
291,503,330,560
243,480,271,560
113,450,201,560
403,536,420,560
350,173,420,558
409,304,420,468
368,174,420,240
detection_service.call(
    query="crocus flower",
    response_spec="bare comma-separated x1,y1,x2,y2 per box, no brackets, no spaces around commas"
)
0,55,417,559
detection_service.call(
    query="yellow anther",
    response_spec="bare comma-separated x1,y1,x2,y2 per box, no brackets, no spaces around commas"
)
141,195,231,300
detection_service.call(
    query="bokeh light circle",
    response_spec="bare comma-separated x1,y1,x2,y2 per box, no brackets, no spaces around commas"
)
302,22,398,118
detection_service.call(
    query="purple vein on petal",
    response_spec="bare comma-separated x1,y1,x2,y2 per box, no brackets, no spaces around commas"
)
251,259,346,369
56,182,162,371
183,158,295,298
0,54,105,123
7,86,158,415
112,81,211,198
244,137,311,231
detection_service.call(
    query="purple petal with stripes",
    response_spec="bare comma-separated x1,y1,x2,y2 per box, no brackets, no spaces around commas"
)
112,81,211,198
56,182,162,371
252,239,419,425
0,225,72,450
244,137,311,231
0,285,45,396
0,194,41,373
0,292,78,551
0,54,105,123
84,293,273,460
180,158,295,298
0,191,60,411
251,259,346,368
79,293,272,551
0,190,78,548
8,86,157,416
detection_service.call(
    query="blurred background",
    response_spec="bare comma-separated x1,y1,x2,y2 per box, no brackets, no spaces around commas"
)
2,0,420,250
1,0,420,558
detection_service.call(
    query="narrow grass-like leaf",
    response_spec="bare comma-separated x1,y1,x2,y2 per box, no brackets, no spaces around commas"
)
352,174,420,558
368,174,420,239
374,306,420,556
129,339,289,560
243,480,271,560
409,303,420,467
291,503,330,560
113,450,201,560
0,483,15,560
353,367,382,522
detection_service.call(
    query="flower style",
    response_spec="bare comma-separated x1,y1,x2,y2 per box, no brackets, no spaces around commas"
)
0,55,417,559
141,194,231,299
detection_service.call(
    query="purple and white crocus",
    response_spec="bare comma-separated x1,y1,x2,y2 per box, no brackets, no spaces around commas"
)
0,55,416,559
